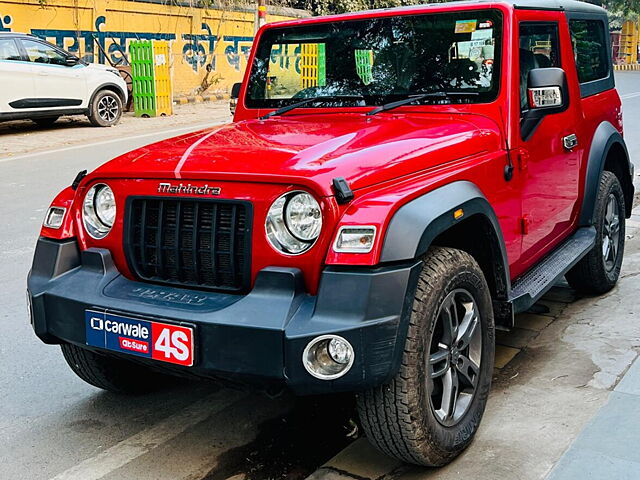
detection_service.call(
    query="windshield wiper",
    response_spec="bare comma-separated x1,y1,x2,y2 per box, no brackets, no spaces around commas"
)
366,91,480,116
260,95,365,120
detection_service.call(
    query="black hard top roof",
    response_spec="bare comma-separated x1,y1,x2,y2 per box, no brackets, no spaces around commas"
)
497,0,606,14
412,0,607,15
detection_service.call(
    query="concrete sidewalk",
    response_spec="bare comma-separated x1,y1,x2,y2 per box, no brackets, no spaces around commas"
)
547,357,640,479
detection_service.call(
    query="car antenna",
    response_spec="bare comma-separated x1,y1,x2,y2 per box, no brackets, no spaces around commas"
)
498,106,514,182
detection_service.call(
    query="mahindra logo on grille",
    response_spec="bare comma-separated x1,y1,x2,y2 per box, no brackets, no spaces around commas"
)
157,182,221,195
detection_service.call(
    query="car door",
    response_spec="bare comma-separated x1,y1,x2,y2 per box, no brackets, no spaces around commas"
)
0,37,36,113
19,38,87,110
516,16,582,265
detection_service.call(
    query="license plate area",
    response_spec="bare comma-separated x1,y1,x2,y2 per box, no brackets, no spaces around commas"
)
85,310,195,367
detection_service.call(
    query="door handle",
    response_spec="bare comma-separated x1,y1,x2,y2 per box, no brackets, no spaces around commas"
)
563,134,578,151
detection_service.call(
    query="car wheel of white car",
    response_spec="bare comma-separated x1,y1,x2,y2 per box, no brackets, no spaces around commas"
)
89,90,123,127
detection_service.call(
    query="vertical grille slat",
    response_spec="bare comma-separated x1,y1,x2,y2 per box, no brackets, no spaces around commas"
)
174,201,182,282
211,203,218,281
156,201,165,278
192,202,201,285
229,205,237,281
125,197,250,292
139,201,148,268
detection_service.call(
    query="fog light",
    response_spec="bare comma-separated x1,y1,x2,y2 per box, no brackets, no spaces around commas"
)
303,335,355,380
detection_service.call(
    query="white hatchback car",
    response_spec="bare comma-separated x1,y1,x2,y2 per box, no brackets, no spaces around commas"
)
0,33,128,127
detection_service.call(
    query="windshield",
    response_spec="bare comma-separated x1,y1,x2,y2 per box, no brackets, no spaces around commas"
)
247,9,503,109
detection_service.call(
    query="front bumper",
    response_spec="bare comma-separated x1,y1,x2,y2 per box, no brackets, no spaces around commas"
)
28,238,420,394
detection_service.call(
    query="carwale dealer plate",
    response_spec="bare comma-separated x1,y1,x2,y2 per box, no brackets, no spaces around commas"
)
85,310,194,367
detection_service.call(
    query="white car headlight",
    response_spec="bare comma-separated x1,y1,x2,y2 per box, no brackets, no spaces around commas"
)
83,183,115,239
266,191,322,254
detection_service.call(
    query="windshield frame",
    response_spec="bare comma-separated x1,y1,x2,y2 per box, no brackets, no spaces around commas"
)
245,8,504,110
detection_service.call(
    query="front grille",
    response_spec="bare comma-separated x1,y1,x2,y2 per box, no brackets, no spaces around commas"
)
125,197,251,292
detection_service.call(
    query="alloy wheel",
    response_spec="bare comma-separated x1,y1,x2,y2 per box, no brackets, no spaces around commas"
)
602,193,621,272
427,288,482,427
98,95,120,123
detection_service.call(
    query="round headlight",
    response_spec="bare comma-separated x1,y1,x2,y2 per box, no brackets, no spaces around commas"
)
83,183,116,239
285,192,322,241
266,191,322,254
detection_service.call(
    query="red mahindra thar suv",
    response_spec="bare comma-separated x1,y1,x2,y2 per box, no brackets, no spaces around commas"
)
28,0,634,466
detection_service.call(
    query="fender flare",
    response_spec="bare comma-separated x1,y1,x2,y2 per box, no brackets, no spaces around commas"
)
579,121,633,226
88,83,127,114
380,181,510,293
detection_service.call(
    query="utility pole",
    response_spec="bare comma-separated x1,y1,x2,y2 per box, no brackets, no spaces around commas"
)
256,0,267,32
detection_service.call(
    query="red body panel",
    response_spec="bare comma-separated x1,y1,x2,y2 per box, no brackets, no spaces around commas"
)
40,1,623,293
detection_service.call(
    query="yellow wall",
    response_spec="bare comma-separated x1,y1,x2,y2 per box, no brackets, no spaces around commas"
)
0,0,308,97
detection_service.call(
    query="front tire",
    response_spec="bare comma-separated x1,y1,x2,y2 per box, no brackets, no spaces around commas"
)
566,171,625,294
61,343,169,394
357,247,495,466
88,90,123,127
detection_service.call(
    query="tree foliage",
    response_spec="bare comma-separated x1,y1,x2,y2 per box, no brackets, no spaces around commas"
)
289,0,640,17
595,0,640,15
290,0,442,16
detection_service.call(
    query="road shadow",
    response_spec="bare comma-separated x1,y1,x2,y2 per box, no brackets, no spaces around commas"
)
0,117,94,136
202,393,358,480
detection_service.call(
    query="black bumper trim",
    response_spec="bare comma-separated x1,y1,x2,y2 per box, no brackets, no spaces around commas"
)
28,237,420,394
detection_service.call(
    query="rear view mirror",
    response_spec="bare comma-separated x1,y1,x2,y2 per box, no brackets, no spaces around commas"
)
230,82,242,99
65,55,80,66
521,67,568,141
528,86,562,109
527,67,567,111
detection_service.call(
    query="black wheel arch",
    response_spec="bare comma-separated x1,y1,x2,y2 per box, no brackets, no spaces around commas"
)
89,83,126,115
579,121,634,225
380,181,511,326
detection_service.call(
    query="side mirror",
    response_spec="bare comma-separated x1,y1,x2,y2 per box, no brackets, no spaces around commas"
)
230,82,242,99
521,67,568,141
65,55,80,66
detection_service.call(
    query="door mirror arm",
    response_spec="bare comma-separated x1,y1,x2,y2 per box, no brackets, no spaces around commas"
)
521,67,569,141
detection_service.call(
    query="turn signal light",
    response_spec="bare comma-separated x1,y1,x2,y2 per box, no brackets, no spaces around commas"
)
333,226,376,253
43,207,66,229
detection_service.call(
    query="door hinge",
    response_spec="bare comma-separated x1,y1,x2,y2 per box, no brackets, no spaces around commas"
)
520,216,530,235
518,150,529,171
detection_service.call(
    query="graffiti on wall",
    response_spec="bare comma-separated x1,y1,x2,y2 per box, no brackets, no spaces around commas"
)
1,14,254,74
0,13,11,31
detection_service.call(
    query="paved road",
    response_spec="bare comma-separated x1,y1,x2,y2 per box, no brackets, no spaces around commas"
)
616,72,640,172
1,72,640,480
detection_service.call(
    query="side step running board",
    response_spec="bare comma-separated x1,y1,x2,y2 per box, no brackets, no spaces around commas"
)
509,226,596,315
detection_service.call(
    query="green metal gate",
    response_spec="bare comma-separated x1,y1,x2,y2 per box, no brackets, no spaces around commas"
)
129,40,173,117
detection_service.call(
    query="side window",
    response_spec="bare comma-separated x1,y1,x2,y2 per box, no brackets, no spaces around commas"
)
519,23,561,111
0,39,22,61
569,20,609,84
21,39,67,66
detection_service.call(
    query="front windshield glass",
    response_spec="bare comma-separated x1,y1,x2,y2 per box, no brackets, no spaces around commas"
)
247,9,502,108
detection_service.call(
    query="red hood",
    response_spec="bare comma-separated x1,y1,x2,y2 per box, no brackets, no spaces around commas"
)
91,113,502,196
